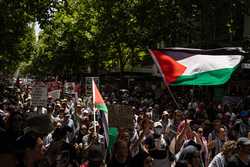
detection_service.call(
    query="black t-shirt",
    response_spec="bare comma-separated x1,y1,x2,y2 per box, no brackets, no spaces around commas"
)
226,154,250,167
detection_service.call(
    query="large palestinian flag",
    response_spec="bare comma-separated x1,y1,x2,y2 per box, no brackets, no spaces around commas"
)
92,79,109,146
149,48,244,85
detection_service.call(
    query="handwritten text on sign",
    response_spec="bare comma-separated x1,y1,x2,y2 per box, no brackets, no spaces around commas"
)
32,82,48,107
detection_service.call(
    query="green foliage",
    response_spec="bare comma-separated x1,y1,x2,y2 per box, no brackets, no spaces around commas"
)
0,0,61,74
2,0,250,76
26,0,98,77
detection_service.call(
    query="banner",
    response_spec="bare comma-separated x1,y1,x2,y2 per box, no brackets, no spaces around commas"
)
31,82,48,107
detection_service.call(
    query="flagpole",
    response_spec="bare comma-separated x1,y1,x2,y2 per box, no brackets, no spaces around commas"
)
165,82,180,109
148,49,180,109
92,78,97,135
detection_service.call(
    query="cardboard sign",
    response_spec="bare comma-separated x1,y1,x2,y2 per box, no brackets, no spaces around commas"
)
64,82,75,94
32,82,48,107
85,77,99,96
108,104,133,129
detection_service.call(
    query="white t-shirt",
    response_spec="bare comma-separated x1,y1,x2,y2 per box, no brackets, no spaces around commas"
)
208,152,225,167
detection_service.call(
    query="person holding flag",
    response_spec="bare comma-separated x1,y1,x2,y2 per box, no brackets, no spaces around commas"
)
91,78,109,148
80,79,109,167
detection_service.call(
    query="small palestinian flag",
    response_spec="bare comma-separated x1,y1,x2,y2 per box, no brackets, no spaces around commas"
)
92,79,109,145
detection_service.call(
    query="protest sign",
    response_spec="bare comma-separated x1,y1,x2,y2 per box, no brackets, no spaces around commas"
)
31,82,48,107
48,89,61,99
64,82,75,94
108,104,133,129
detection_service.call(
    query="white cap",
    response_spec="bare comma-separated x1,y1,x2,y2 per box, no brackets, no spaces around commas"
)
225,112,231,117
154,122,163,128
162,111,169,115
82,109,89,114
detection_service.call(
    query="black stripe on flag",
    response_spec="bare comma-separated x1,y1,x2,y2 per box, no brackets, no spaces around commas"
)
100,111,109,148
156,47,245,61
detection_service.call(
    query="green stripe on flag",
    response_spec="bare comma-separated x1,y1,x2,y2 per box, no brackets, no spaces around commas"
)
96,104,108,112
173,67,237,86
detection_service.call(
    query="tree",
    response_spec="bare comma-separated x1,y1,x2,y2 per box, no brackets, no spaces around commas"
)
24,0,102,78
0,0,61,74
21,0,250,77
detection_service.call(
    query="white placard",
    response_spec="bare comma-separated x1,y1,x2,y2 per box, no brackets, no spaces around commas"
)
32,82,48,107
64,82,75,94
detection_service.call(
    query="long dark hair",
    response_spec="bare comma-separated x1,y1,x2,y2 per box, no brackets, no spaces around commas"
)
15,132,39,167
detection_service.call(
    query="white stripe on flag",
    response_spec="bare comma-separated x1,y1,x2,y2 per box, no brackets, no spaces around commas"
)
178,54,242,75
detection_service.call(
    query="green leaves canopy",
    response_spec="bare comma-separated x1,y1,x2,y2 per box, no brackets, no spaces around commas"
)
1,0,250,76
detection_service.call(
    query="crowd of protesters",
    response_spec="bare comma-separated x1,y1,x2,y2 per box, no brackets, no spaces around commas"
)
0,79,250,167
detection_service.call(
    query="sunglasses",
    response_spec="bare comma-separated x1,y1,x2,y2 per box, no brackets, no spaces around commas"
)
198,130,203,133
